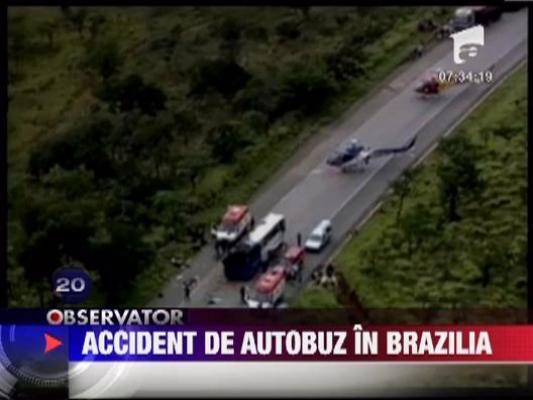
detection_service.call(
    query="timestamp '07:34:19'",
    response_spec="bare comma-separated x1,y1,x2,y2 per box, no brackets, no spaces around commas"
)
437,70,494,84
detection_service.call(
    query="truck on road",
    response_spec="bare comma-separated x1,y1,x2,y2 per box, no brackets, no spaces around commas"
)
212,205,253,252
452,6,502,31
247,265,287,308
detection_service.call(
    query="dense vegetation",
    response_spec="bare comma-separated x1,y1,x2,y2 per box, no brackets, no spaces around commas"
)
297,67,527,309
7,6,450,306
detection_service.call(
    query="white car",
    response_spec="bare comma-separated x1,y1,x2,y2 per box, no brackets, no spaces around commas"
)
304,220,332,252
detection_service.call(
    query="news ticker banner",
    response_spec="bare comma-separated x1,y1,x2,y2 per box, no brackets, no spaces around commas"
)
1,309,533,364
0,308,532,397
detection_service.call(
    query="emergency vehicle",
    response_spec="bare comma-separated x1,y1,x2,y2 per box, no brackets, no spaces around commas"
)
247,265,286,308
452,6,502,31
282,245,305,281
212,205,253,248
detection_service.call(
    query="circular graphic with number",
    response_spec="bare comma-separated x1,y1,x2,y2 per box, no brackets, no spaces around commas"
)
51,266,92,304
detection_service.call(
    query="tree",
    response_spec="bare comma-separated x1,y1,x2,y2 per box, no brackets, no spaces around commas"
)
294,6,312,20
392,169,415,223
28,112,115,180
8,15,28,63
89,221,155,305
189,58,251,99
83,38,122,81
216,17,243,62
99,74,167,115
324,43,366,83
152,190,188,239
437,135,483,222
275,60,338,117
38,19,60,48
87,14,106,40
130,113,174,178
479,243,509,288
173,109,200,146
60,6,71,19
233,78,282,120
399,204,436,257
69,8,87,38
176,150,211,191
16,171,101,306
275,18,301,41
207,121,252,163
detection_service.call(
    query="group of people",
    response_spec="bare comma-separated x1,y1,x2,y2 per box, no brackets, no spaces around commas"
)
311,263,338,289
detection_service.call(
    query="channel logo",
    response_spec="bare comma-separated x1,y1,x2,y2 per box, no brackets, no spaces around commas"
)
451,25,485,65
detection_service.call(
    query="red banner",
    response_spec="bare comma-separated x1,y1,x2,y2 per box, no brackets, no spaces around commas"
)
347,325,533,362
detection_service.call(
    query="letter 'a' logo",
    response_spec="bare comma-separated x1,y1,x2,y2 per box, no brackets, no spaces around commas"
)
450,25,485,65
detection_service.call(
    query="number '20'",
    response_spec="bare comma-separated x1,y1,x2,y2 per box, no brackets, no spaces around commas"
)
55,277,86,293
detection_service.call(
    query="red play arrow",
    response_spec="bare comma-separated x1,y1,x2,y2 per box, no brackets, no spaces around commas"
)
44,333,63,353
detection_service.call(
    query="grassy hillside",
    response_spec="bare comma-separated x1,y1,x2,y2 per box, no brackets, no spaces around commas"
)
297,66,527,310
7,6,452,306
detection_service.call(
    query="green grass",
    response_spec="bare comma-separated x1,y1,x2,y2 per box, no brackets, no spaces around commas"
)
292,286,341,308
299,66,527,309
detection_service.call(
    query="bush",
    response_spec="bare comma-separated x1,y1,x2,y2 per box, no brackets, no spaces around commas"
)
245,25,268,42
213,16,243,42
82,38,122,80
275,60,338,116
275,18,301,41
189,58,251,99
325,44,366,83
242,110,268,134
98,74,167,115
207,121,253,163
233,78,281,119
29,115,114,179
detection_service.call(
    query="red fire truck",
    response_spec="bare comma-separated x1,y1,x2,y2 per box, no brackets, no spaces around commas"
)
247,265,286,308
212,205,253,248
282,245,305,281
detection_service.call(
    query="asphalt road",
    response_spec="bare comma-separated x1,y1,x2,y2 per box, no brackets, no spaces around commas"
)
150,10,528,308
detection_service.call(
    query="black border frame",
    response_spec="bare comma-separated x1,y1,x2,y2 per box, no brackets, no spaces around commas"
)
3,1,532,398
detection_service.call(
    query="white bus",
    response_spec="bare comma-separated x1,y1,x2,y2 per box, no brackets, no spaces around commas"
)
248,213,286,263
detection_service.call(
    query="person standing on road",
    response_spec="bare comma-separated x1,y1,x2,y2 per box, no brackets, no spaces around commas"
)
240,286,247,304
297,232,302,247
183,282,191,301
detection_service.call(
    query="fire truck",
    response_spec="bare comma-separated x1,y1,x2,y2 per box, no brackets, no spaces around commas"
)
212,205,253,249
282,245,305,281
247,265,287,308
452,6,502,32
